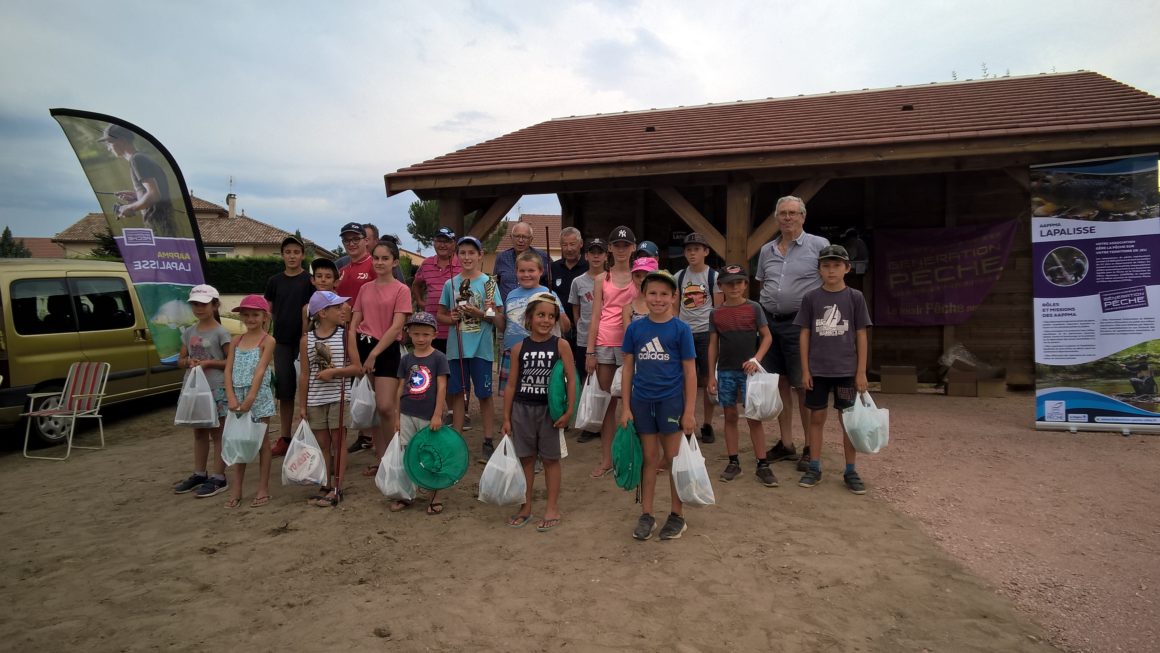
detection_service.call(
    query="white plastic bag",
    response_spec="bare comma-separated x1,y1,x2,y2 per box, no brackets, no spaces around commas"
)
349,375,378,430
842,392,890,454
375,434,415,501
610,366,623,398
672,434,716,506
174,366,219,428
221,411,267,465
574,374,611,433
477,435,527,506
282,421,328,486
742,363,783,422
558,428,568,459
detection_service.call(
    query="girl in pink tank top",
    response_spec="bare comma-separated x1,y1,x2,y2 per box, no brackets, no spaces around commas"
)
597,273,636,347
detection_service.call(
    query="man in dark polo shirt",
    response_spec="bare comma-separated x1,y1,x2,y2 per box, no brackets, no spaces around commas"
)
754,195,829,470
550,226,587,349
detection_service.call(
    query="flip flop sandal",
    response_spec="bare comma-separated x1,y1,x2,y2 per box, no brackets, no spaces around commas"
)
313,491,341,508
224,497,242,509
536,517,561,532
361,465,379,477
426,502,445,516
590,465,613,478
307,487,335,506
250,495,270,508
506,514,533,528
389,500,412,512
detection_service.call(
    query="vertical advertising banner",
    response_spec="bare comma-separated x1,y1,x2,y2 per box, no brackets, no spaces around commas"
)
1030,154,1160,432
51,109,207,364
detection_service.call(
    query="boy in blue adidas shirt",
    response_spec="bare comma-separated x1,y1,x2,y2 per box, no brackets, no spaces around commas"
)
620,270,696,541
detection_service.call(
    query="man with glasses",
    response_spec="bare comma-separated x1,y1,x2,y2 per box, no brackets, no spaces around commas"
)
493,221,551,304
755,196,829,470
335,222,374,307
337,222,404,282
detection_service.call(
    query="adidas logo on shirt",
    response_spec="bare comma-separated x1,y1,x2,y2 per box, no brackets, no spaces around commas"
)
638,336,671,361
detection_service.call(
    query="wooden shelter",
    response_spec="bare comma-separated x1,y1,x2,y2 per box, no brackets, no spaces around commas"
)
385,72,1160,377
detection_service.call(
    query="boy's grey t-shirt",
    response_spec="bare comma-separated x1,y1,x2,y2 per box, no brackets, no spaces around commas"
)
793,287,872,377
568,273,598,346
181,324,232,391
396,350,451,419
676,267,720,334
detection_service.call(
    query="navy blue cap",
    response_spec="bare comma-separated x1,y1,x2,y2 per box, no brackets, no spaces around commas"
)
457,236,483,251
435,227,456,241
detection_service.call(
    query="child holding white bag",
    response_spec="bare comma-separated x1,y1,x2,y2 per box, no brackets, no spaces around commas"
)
223,295,276,508
298,291,362,507
501,293,576,531
173,284,231,499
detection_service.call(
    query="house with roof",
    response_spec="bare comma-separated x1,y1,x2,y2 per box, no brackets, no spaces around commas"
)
52,194,336,260
385,71,1160,378
13,237,66,258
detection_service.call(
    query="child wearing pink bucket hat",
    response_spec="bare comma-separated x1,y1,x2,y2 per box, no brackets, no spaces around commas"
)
223,294,276,508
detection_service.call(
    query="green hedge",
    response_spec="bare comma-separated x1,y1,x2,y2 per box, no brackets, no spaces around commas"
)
205,256,284,293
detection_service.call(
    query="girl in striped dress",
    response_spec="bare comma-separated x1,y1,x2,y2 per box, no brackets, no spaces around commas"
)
299,291,362,507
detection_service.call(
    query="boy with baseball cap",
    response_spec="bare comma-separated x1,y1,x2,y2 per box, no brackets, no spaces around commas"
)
675,232,722,444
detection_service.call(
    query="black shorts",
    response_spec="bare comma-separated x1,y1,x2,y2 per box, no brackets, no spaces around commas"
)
805,376,857,411
273,341,300,401
692,331,710,383
356,334,401,378
764,313,803,388
574,345,588,384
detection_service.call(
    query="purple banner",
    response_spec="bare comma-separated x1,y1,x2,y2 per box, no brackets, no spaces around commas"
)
873,221,1017,326
51,110,207,364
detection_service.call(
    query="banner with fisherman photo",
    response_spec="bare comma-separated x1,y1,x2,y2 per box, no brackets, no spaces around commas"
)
1030,153,1160,432
51,109,207,364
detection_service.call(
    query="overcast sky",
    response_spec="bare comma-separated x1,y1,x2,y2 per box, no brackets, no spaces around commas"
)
1,0,1158,255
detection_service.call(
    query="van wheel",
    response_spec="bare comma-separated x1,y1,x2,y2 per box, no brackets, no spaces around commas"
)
26,386,73,447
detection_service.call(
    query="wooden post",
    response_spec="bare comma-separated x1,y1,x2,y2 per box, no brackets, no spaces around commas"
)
438,197,466,237
654,186,726,257
466,195,521,242
725,181,752,268
747,176,831,258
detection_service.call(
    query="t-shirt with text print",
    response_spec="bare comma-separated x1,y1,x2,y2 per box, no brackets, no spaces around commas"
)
793,286,872,377
514,335,559,405
622,317,695,402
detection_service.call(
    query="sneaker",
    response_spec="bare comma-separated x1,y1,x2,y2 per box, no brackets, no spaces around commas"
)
658,513,688,540
766,441,797,462
796,447,811,472
270,437,290,457
699,423,715,444
844,470,867,495
577,431,600,444
720,461,741,482
479,438,495,463
798,468,822,488
194,477,228,498
173,473,207,494
756,465,779,487
534,457,543,475
632,514,657,540
347,435,372,454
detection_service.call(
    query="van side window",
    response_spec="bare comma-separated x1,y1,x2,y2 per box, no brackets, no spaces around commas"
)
10,279,74,335
71,277,136,332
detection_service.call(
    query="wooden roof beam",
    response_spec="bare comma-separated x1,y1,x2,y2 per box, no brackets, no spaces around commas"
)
654,187,726,256
747,177,831,259
466,195,521,242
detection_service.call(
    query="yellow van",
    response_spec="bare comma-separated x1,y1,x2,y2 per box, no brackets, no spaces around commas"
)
0,259,241,446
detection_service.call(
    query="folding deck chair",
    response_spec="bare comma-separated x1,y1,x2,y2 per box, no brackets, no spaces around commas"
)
22,361,111,461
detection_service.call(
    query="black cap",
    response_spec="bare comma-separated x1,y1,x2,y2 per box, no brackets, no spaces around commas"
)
280,235,304,251
585,238,608,252
435,227,456,241
608,226,636,244
718,264,748,283
311,257,338,274
339,222,366,237
97,123,133,143
683,232,709,247
818,244,850,261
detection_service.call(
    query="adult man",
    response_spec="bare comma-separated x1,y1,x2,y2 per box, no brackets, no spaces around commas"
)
97,124,178,237
493,221,551,304
551,227,588,338
412,226,461,353
754,195,829,470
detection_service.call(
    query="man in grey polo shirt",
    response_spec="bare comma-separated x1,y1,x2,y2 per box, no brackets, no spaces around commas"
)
755,195,829,470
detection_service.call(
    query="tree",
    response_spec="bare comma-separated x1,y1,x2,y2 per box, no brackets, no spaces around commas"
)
405,199,508,252
0,226,32,258
90,227,121,259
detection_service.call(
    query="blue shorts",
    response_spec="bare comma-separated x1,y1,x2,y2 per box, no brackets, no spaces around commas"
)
630,393,684,435
448,357,493,400
716,369,748,408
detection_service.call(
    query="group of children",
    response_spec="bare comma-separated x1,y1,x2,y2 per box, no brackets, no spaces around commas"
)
170,223,871,542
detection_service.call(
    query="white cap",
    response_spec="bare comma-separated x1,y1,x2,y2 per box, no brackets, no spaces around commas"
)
187,284,219,303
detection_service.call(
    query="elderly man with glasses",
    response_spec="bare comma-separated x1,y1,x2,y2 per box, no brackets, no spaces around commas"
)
754,195,830,471
492,220,551,304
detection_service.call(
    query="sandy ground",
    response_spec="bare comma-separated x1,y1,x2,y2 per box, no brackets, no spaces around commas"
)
1,390,1148,652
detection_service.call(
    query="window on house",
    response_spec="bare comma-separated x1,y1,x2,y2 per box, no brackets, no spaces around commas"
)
205,247,234,258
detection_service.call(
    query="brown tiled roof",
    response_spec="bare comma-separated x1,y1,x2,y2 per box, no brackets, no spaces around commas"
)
14,237,66,258
495,214,561,252
387,71,1160,189
52,196,335,258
